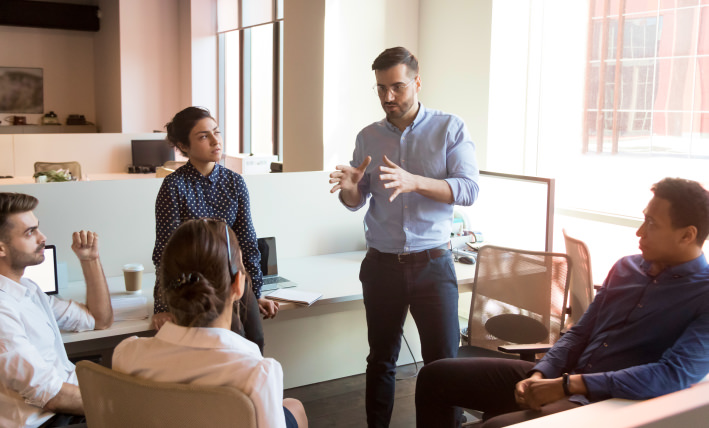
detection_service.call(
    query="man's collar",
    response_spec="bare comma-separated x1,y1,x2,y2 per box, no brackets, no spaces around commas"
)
384,103,425,132
640,252,708,278
0,273,31,300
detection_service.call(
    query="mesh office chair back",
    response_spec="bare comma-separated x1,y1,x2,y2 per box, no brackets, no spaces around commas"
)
460,245,571,361
562,229,595,329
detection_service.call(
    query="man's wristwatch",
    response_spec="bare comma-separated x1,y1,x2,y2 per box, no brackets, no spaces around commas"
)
562,373,571,396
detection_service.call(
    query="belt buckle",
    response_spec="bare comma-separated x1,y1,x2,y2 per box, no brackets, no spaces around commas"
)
397,253,408,263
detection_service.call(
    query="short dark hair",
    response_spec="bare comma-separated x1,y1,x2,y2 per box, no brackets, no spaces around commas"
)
0,193,38,241
160,219,249,328
165,106,214,157
651,177,709,245
372,46,419,76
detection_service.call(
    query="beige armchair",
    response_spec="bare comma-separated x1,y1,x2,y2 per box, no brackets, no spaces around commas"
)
75,360,257,428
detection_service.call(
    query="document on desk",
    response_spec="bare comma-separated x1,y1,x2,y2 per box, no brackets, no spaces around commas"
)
111,295,150,321
265,288,322,306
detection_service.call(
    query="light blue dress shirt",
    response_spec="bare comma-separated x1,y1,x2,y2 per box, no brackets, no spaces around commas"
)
345,104,479,253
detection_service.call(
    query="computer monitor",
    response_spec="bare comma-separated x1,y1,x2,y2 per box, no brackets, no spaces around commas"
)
131,139,175,172
459,171,555,252
23,244,59,295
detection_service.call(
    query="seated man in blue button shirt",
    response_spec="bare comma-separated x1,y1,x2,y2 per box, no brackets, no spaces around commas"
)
0,192,113,428
329,46,479,427
415,177,709,428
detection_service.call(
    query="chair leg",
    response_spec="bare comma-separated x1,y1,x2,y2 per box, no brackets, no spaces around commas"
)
396,334,420,380
461,409,483,426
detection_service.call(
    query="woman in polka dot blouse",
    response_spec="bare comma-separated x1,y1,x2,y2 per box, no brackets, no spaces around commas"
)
150,106,279,353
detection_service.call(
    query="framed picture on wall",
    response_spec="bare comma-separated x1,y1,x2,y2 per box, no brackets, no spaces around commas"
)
0,67,44,113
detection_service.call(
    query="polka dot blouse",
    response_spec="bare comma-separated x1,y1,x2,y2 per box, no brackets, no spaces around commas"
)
152,161,263,313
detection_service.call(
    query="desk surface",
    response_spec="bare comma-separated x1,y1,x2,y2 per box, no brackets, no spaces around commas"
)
1,173,157,185
60,250,478,344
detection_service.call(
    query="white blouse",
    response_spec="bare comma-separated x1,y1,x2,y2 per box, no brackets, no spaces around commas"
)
0,274,95,428
113,322,286,428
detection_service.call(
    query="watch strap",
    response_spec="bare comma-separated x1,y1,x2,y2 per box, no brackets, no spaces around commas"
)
562,373,571,396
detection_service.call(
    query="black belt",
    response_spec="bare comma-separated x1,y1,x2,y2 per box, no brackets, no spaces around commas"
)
367,244,450,264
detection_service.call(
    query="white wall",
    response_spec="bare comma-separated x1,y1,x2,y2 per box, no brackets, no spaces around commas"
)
189,0,218,114
322,0,420,170
418,0,492,170
0,25,96,127
94,0,123,133
282,0,326,172
119,0,184,132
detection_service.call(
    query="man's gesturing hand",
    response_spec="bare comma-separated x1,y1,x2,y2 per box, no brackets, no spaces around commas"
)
379,155,418,202
329,156,372,194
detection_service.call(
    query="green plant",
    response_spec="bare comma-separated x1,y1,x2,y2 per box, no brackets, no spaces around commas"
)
33,169,72,182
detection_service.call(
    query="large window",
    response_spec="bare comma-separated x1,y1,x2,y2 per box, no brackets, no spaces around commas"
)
584,1,708,157
489,0,709,219
218,0,284,158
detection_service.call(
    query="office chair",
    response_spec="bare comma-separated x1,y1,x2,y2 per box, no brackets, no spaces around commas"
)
458,245,571,362
562,229,595,329
34,161,82,180
76,360,257,428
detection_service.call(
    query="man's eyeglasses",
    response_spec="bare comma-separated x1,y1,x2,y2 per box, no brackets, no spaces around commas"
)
373,77,417,98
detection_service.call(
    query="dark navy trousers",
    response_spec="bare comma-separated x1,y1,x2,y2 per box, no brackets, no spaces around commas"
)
360,248,460,427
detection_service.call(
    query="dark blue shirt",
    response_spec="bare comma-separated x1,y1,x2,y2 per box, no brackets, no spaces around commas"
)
152,161,263,313
534,253,709,403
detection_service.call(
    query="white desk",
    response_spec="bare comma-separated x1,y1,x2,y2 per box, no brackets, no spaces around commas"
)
59,251,478,387
60,273,156,344
61,250,477,343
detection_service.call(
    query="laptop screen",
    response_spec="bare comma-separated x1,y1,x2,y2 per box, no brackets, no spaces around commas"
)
23,244,59,295
257,237,278,277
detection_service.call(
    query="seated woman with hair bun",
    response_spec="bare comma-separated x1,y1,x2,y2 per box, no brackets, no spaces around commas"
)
113,219,307,428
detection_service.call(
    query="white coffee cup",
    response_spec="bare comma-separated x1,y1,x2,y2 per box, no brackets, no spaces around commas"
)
122,263,144,294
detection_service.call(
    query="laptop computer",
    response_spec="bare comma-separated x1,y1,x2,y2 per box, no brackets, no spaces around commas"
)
23,244,59,295
258,237,297,292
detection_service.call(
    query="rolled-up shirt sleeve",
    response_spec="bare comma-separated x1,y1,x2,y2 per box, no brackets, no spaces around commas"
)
0,310,65,408
340,133,371,212
51,297,95,332
444,118,479,207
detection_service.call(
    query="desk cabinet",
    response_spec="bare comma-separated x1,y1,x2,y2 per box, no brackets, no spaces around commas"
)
0,125,98,134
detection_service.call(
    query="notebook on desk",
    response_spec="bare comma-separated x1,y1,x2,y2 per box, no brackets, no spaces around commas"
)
258,236,297,292
23,245,59,295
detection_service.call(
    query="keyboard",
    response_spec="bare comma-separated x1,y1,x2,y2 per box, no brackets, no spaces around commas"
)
263,276,290,285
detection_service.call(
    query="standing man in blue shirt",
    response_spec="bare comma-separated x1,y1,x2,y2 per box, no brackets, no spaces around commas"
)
329,46,479,427
415,177,709,428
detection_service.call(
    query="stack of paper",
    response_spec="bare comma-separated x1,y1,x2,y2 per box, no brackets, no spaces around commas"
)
111,295,150,321
265,288,322,306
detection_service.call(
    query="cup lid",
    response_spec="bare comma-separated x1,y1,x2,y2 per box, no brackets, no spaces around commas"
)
122,263,144,272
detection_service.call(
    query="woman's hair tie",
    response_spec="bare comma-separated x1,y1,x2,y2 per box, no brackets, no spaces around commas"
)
168,272,199,289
